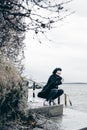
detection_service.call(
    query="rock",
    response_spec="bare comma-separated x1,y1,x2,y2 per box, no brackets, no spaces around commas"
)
33,128,43,130
32,114,59,130
0,125,19,130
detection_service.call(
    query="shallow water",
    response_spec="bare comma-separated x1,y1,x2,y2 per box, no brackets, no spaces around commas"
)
51,108,87,130
28,83,87,113
62,84,87,113
28,84,87,130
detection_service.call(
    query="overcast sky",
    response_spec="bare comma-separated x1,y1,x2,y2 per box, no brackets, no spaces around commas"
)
24,0,87,83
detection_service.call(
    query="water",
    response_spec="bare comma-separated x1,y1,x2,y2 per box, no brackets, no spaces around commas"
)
28,83,87,113
28,83,87,130
62,84,87,113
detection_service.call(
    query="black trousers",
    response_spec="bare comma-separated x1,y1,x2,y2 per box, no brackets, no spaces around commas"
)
46,89,64,101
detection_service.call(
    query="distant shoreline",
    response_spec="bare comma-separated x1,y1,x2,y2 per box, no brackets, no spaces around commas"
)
40,82,87,85
63,82,87,84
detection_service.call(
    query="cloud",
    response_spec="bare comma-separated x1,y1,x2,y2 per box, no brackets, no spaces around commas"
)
24,0,87,82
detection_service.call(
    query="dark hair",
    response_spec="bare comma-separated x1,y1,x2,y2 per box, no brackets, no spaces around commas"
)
52,68,62,75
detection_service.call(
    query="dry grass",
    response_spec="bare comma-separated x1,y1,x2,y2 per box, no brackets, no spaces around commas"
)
0,60,28,121
0,61,21,88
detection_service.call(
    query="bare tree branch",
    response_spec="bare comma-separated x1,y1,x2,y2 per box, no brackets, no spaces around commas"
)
0,0,73,73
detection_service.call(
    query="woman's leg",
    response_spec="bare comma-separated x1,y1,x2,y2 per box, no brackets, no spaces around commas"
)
52,89,64,100
46,89,58,105
46,89,57,100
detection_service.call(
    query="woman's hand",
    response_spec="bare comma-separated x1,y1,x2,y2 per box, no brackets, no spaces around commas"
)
61,78,64,82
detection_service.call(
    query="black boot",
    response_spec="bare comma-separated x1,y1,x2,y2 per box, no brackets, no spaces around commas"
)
49,100,51,106
52,100,56,105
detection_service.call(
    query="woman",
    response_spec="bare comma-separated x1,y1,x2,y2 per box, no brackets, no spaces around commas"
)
37,68,64,105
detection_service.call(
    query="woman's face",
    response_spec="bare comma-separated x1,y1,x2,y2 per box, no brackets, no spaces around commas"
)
56,70,61,76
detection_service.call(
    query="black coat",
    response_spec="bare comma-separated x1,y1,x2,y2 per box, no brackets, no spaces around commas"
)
38,74,62,98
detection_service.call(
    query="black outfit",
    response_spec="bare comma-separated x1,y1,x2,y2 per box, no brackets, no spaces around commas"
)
37,74,64,102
